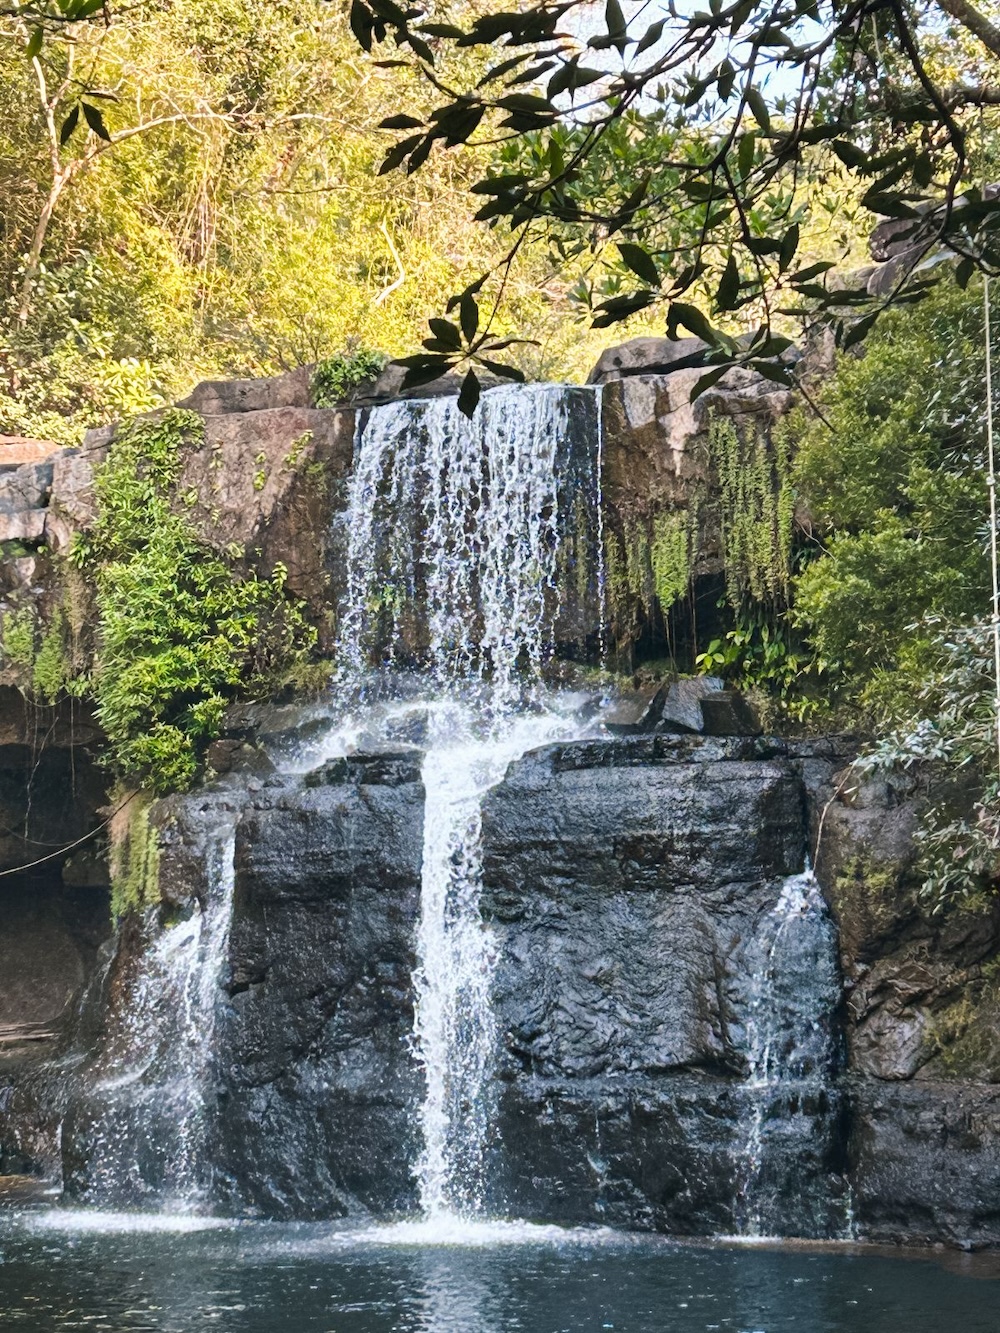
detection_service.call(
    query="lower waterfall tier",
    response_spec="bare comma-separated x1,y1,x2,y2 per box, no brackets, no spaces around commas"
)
4,730,1000,1246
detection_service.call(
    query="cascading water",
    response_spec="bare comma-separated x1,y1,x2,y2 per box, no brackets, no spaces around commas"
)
79,828,237,1212
736,865,845,1237
339,384,603,704
336,384,605,1221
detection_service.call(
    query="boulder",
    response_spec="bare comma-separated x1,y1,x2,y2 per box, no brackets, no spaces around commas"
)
699,690,761,737
657,676,725,732
601,682,666,733
851,1079,1000,1247
214,756,426,1217
0,458,55,546
0,438,59,471
587,336,710,384
480,733,846,1236
177,365,313,415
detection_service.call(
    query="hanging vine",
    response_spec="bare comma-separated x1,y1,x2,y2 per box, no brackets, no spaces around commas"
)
711,415,794,608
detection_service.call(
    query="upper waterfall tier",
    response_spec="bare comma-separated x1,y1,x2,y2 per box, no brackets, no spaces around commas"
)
338,384,603,699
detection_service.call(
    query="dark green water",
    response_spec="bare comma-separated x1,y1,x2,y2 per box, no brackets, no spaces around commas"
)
0,1212,997,1333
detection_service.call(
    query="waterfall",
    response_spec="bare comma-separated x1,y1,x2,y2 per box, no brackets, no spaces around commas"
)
80,828,236,1212
339,384,602,703
337,384,604,1220
736,866,843,1237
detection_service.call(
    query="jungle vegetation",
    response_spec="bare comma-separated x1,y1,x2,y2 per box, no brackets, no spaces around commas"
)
3,0,1000,903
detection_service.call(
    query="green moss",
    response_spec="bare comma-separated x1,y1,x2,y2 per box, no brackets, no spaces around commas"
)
830,852,905,934
32,608,71,703
650,508,696,615
109,795,161,920
310,347,387,407
283,431,313,470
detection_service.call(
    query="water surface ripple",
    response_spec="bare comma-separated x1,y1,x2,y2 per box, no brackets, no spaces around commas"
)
0,1212,997,1333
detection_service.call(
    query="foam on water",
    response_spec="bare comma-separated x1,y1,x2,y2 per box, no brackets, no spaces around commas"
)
330,1218,622,1249
24,1210,233,1235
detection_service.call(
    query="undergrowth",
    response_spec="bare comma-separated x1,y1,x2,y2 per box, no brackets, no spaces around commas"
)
73,408,317,793
310,346,387,407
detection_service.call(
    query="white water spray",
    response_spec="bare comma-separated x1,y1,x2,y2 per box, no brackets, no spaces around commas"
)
737,865,841,1237
85,827,236,1211
337,384,604,1221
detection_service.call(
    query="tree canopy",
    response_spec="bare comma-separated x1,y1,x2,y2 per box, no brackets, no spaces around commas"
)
348,0,1000,409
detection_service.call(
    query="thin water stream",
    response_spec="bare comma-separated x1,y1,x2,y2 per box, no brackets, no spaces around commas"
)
80,827,237,1211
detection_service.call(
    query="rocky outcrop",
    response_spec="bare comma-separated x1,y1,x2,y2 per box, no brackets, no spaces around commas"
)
479,734,847,1237
215,752,425,1218
58,751,426,1218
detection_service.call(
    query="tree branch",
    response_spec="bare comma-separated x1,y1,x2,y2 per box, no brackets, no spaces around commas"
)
934,0,1000,60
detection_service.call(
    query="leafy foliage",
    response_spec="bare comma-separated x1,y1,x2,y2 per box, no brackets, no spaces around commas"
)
791,278,988,709
712,416,795,609
311,347,388,407
82,409,316,792
859,619,1000,911
351,0,1000,411
696,610,827,722
0,0,614,442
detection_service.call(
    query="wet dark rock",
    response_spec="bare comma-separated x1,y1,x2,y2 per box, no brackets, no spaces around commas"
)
657,676,725,733
601,683,666,734
699,691,761,737
303,746,423,789
480,734,843,1236
850,1079,1000,1247
214,763,425,1218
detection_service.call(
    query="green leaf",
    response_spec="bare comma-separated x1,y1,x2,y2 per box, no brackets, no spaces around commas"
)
428,317,462,350
349,0,374,51
605,0,627,40
831,139,868,170
477,359,525,382
778,222,799,272
379,114,424,130
715,253,740,310
457,368,480,418
737,131,755,179
460,295,479,344
690,366,729,399
59,105,80,146
82,102,111,141
955,257,976,289
747,359,793,385
25,27,43,59
617,242,659,287
717,58,735,101
418,22,464,37
667,301,717,343
841,311,879,350
635,18,665,53
745,86,771,133
379,134,422,174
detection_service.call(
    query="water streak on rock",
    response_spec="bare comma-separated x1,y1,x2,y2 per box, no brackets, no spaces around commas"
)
738,866,844,1237
82,829,236,1212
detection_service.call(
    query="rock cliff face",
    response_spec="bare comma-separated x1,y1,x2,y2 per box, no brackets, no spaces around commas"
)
479,734,847,1237
1,359,1000,1249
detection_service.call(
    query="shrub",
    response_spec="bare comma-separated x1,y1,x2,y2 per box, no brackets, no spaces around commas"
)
310,347,388,407
83,409,316,792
